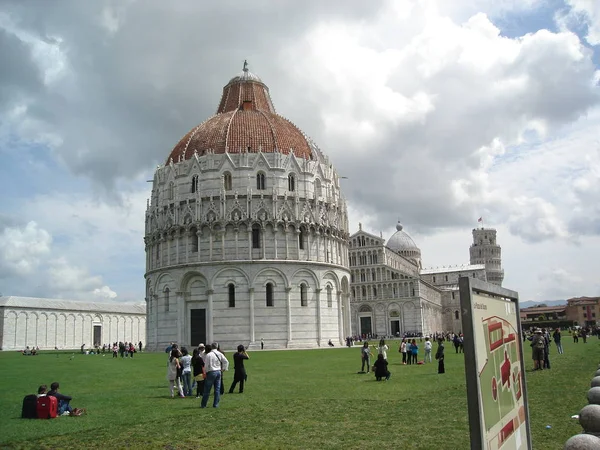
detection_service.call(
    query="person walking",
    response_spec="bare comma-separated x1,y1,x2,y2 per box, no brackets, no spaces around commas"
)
530,329,546,371
229,345,249,394
553,328,563,354
435,339,445,374
201,343,229,408
167,348,185,398
360,342,372,373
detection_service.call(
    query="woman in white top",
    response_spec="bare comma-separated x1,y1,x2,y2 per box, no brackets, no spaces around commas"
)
166,348,185,398
179,347,193,397
377,339,389,360
399,338,407,365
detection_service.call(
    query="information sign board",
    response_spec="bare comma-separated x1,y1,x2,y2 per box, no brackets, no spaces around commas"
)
459,277,532,450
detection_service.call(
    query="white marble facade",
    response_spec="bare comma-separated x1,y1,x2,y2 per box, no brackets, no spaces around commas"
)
349,223,503,336
0,296,146,351
144,67,351,351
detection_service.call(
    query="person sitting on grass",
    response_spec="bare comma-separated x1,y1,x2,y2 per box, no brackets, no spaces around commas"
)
47,382,85,416
373,354,391,381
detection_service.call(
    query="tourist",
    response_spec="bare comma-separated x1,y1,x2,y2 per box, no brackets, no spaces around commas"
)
408,339,418,365
48,382,84,416
138,341,143,352
360,342,372,373
553,328,563,354
201,343,229,408
261,338,264,350
180,347,193,397
128,342,135,358
542,329,551,369
37,384,47,397
399,338,407,365
229,345,249,394
424,337,432,363
573,329,579,343
215,343,226,396
435,339,445,374
166,348,185,398
377,339,389,360
192,347,205,398
530,329,545,370
373,354,391,381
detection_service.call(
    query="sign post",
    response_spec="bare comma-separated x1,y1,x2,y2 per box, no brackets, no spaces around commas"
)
459,276,532,450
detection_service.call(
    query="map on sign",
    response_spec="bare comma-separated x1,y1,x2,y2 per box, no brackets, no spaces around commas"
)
472,294,527,450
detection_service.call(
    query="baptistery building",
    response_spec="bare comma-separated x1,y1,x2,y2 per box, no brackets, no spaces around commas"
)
144,64,351,351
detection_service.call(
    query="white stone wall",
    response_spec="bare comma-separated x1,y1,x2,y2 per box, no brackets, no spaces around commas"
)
1,307,146,351
145,262,350,351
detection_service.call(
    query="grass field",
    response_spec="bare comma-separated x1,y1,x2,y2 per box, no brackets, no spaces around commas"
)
0,337,597,449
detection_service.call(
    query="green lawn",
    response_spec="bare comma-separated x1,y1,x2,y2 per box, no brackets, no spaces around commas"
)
0,337,596,449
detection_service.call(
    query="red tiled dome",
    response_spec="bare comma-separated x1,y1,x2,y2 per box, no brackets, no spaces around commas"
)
166,66,313,164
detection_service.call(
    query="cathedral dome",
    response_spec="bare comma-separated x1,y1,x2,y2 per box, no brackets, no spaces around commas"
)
166,63,313,164
387,222,419,253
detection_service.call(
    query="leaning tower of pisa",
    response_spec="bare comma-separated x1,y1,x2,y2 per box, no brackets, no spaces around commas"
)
469,228,504,286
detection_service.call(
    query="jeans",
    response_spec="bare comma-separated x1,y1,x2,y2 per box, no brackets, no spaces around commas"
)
58,399,72,415
201,371,221,408
424,349,432,363
555,341,563,354
181,372,193,396
361,356,370,372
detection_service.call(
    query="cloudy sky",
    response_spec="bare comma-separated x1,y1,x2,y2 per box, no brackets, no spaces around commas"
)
1,0,599,303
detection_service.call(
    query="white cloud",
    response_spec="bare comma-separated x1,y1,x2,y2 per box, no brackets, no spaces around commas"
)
562,0,600,46
0,221,51,277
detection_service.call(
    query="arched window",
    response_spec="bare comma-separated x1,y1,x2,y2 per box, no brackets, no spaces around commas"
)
228,283,235,308
256,172,266,190
299,229,304,250
327,285,333,308
266,283,274,307
156,243,160,262
191,175,199,193
373,286,377,298
252,224,261,249
454,310,459,320
315,179,322,197
168,181,174,200
223,172,232,191
164,287,170,312
300,284,308,306
362,286,366,297
288,174,295,191
190,228,198,253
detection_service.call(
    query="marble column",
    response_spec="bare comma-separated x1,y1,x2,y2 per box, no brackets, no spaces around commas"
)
207,289,214,344
337,291,344,344
315,288,322,346
249,288,255,344
176,291,185,345
285,287,292,346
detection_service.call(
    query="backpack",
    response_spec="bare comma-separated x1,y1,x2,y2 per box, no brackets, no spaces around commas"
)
21,395,38,419
535,336,545,349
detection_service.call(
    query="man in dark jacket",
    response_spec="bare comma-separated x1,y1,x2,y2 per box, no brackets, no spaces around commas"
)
48,382,84,416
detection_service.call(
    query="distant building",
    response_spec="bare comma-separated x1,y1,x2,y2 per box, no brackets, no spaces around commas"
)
348,222,500,336
519,305,568,324
0,296,146,351
566,297,600,327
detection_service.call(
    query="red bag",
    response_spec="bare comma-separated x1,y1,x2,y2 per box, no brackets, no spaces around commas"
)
36,395,58,419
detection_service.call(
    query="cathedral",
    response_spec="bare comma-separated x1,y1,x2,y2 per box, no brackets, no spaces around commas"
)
144,64,351,351
349,223,503,337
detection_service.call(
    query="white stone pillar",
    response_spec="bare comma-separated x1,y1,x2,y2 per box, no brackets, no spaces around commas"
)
235,229,239,259
306,231,311,261
286,287,293,346
284,226,289,260
167,234,172,265
248,230,252,259
344,294,351,338
196,230,201,262
209,230,213,261
274,228,278,259
249,288,255,344
207,289,214,344
337,291,344,344
316,288,322,346
176,230,180,264
176,291,185,345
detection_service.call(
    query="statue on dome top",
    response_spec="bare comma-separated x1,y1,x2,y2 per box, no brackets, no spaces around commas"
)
243,60,248,72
